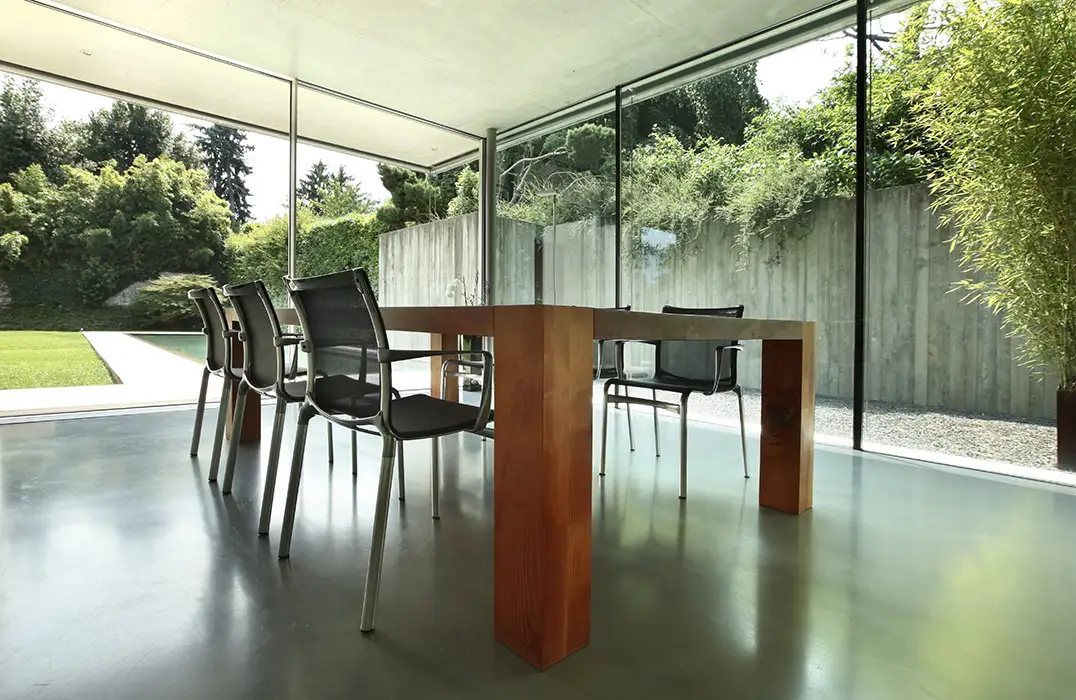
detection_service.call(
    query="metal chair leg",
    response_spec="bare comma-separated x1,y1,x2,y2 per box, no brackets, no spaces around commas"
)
626,396,635,452
735,386,749,479
431,437,440,519
221,381,250,495
327,421,334,465
352,432,358,475
599,388,611,476
190,367,210,456
258,396,287,536
679,394,690,499
208,377,230,482
653,389,661,457
360,435,397,632
278,404,314,559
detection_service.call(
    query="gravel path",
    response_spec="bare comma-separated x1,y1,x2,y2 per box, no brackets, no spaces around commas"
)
680,388,1058,469
457,367,1058,470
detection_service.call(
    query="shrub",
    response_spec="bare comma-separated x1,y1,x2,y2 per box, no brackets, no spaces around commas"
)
0,306,137,331
130,272,216,328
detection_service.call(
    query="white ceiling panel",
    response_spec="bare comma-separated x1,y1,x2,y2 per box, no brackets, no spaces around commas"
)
0,0,291,133
297,86,478,169
4,0,838,167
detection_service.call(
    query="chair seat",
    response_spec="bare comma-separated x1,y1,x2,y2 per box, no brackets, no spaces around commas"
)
389,395,484,439
607,375,735,395
313,374,482,439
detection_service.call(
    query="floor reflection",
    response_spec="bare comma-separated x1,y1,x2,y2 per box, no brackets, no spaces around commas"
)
1,407,1075,699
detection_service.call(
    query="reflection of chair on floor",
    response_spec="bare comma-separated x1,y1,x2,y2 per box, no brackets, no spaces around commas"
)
275,268,492,632
599,305,750,499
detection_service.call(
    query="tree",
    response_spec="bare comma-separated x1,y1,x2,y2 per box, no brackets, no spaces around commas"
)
329,165,353,188
916,0,1076,388
375,163,458,229
297,161,331,208
446,167,479,216
194,124,253,225
0,156,231,306
621,65,768,148
0,78,56,183
318,180,375,218
78,102,199,172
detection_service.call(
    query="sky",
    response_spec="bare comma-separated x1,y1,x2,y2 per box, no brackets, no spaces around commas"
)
4,31,857,222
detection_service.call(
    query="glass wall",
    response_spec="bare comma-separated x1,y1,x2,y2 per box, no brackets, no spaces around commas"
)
863,0,1060,473
618,24,858,444
493,103,617,308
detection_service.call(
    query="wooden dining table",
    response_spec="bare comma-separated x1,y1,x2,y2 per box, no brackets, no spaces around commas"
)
226,304,815,670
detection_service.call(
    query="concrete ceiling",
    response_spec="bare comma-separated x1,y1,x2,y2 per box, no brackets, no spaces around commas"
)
2,0,832,168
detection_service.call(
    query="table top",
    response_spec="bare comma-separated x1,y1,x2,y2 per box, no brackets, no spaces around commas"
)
229,305,811,341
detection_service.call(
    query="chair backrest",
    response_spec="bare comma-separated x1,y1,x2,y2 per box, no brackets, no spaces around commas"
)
287,268,389,404
655,305,745,389
594,305,631,377
188,287,229,373
222,280,283,393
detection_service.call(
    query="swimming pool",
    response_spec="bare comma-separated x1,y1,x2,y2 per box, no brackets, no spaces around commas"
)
127,333,205,362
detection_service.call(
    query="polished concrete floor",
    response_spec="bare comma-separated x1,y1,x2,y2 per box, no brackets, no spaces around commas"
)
2,406,1076,700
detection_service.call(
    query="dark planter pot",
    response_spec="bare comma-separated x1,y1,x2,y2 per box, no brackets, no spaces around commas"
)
1058,390,1076,470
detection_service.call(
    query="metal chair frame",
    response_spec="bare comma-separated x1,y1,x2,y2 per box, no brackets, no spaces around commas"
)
276,268,492,634
599,305,750,499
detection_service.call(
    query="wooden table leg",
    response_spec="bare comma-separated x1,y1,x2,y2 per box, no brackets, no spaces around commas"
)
759,328,815,514
430,332,459,401
493,306,593,670
225,323,260,442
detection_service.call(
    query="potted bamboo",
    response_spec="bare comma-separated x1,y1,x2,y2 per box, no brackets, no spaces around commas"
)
916,0,1076,466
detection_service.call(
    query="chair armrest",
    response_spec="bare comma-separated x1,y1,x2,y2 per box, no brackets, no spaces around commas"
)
380,349,488,363
388,349,493,431
711,344,744,393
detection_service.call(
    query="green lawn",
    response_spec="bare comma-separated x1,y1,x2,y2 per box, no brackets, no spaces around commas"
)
0,331,116,390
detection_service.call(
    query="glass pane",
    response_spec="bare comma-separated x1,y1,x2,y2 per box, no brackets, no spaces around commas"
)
493,102,616,308
864,0,1060,473
620,26,857,442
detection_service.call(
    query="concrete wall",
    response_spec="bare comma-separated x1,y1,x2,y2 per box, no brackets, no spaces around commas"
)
379,185,1058,420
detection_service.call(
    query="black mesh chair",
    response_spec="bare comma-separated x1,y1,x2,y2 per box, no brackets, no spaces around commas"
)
599,305,750,499
278,268,492,632
188,287,241,483
218,282,381,534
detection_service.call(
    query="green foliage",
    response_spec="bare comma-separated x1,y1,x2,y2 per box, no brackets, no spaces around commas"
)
225,211,301,301
225,207,384,299
0,232,27,267
376,164,458,229
194,124,252,225
916,0,1076,387
77,103,199,172
0,156,231,306
300,212,386,290
131,273,217,327
0,306,136,331
0,78,74,183
446,167,479,217
76,257,119,307
621,66,768,148
297,161,332,208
